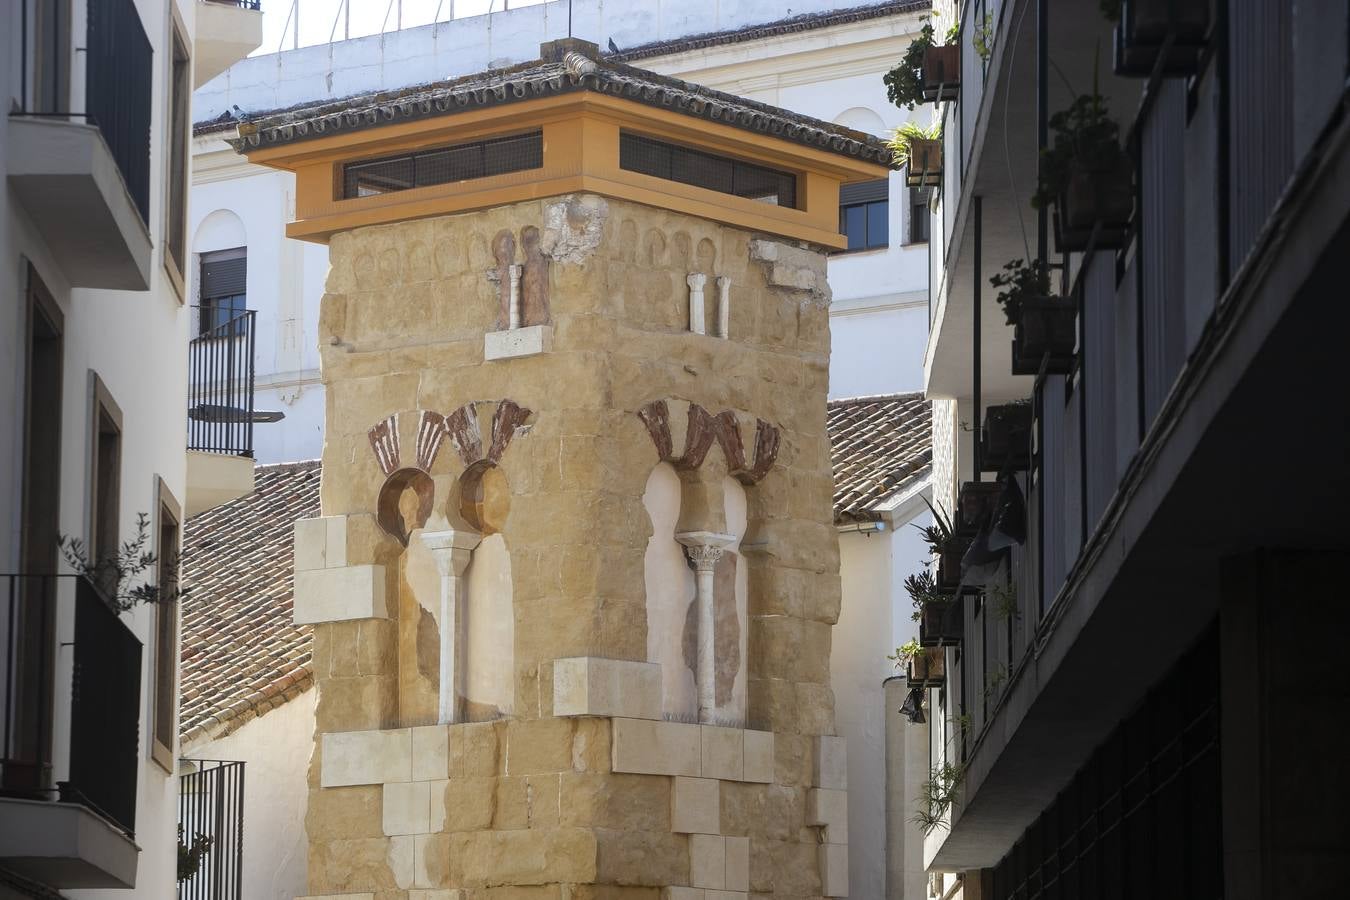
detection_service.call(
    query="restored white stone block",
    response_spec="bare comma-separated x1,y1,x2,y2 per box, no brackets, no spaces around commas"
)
294,516,348,571
410,891,466,900
664,889,706,900
427,780,448,832
672,776,720,835
819,843,849,897
325,515,348,567
706,892,748,900
293,564,388,625
413,833,438,888
742,729,775,784
298,895,377,900
484,324,553,361
813,734,847,790
612,718,701,777
411,725,449,781
383,781,431,836
807,788,849,844
321,728,412,787
724,835,749,891
689,834,725,889
553,657,662,720
700,726,744,782
388,834,414,890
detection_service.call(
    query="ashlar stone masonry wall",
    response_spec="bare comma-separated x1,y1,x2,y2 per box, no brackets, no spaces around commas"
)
294,193,850,898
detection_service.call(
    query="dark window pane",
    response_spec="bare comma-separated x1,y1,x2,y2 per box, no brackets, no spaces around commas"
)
867,200,889,248
842,204,867,251
619,131,798,209
911,201,930,243
342,131,542,199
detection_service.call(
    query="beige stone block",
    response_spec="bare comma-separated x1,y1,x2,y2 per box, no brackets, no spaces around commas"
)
612,718,701,777
672,776,720,835
322,729,412,787
484,324,553,360
456,828,598,885
663,890,705,900
813,735,847,790
413,833,450,888
819,843,848,897
388,834,415,889
700,726,743,782
705,893,747,900
806,788,848,844
463,721,500,776
553,657,662,720
383,781,431,836
689,834,725,889
297,896,376,900
428,780,449,832
294,565,388,625
505,718,574,775
412,725,449,781
410,892,465,900
741,730,774,784
594,828,689,886
443,777,496,831
723,835,748,891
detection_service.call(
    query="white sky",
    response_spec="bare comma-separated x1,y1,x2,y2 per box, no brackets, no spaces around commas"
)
256,0,551,54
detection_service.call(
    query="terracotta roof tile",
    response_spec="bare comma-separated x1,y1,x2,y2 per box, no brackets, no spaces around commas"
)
179,460,320,749
828,392,932,523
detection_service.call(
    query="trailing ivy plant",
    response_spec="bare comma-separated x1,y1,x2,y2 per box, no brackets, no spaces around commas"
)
177,825,212,883
883,15,961,110
990,258,1053,326
914,761,966,834
973,13,995,61
58,513,188,613
890,638,924,669
886,120,943,170
904,569,947,622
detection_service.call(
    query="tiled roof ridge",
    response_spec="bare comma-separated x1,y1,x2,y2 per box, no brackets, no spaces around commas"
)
225,47,895,166
827,391,932,523
180,668,313,751
829,389,927,405
608,0,931,63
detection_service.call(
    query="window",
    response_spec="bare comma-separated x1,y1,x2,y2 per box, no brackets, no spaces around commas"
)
165,26,191,280
151,481,181,771
198,249,247,336
341,131,543,199
619,132,798,209
89,374,123,600
838,179,889,251
908,187,932,244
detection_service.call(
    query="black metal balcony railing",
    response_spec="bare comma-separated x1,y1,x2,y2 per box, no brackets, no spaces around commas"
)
188,308,257,457
205,0,262,9
1,575,142,836
178,759,245,900
85,0,154,222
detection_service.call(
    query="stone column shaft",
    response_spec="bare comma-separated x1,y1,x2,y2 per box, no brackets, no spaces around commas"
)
508,264,524,330
716,275,731,338
686,273,707,335
677,530,735,723
419,528,482,724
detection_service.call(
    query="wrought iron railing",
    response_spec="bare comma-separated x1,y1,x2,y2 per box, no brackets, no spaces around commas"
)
85,0,154,222
1,575,60,797
188,308,257,458
178,759,246,900
204,0,262,8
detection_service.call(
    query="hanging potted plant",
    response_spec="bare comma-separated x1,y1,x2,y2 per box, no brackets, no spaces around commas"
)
916,499,969,591
982,401,1033,473
957,480,1004,535
991,259,1076,376
906,570,958,647
908,644,947,688
1034,89,1133,252
1103,0,1209,77
920,594,963,647
884,17,962,109
889,121,944,189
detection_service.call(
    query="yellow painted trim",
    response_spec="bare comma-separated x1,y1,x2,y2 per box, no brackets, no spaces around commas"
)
245,91,890,248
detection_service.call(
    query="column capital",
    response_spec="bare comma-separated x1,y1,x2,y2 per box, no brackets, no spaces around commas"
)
419,528,483,577
676,531,736,571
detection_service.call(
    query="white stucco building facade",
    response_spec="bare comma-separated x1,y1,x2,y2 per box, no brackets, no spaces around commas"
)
184,2,937,896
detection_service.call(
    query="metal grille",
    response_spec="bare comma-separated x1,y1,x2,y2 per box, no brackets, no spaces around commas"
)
178,759,246,900
342,130,543,198
991,626,1220,900
188,307,256,457
85,0,153,222
619,132,798,209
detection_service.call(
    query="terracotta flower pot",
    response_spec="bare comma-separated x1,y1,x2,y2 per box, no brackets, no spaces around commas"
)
921,44,961,103
1056,155,1134,252
908,647,947,687
920,599,963,648
1011,295,1076,376
906,138,943,188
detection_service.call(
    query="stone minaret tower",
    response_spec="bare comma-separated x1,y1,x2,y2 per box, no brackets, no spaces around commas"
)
235,39,892,899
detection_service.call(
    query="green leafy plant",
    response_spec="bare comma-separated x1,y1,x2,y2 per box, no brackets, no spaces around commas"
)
889,638,924,669
990,258,1053,326
904,569,947,622
886,120,943,169
1033,84,1123,210
973,13,995,60
991,580,1020,622
984,664,1008,702
58,513,188,613
177,824,212,883
883,14,959,110
914,761,966,834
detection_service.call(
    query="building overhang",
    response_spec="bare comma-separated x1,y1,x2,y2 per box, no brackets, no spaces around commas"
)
194,0,264,88
240,83,890,248
0,797,139,889
6,118,152,291
186,450,255,517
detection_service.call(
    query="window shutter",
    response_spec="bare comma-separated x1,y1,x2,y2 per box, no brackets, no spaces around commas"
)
200,256,246,299
840,178,889,206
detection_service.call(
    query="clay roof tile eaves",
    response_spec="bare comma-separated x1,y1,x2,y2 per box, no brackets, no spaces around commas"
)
827,392,932,523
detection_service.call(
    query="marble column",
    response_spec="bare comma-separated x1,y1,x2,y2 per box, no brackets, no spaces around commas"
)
676,530,736,723
419,528,482,724
686,273,707,335
715,275,731,338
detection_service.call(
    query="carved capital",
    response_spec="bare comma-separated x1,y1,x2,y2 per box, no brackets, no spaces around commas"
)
676,531,736,572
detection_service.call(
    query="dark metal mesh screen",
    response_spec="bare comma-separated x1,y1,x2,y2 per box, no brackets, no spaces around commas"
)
619,132,798,209
342,130,543,198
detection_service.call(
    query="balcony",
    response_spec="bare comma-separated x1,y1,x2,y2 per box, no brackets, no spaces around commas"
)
6,0,154,290
918,0,1350,872
196,0,264,88
186,308,258,515
177,759,246,899
0,576,141,889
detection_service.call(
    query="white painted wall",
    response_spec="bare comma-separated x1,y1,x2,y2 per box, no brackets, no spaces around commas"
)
185,687,316,900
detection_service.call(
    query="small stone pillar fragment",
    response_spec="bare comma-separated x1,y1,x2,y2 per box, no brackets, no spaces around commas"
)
417,528,481,724
687,272,707,334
